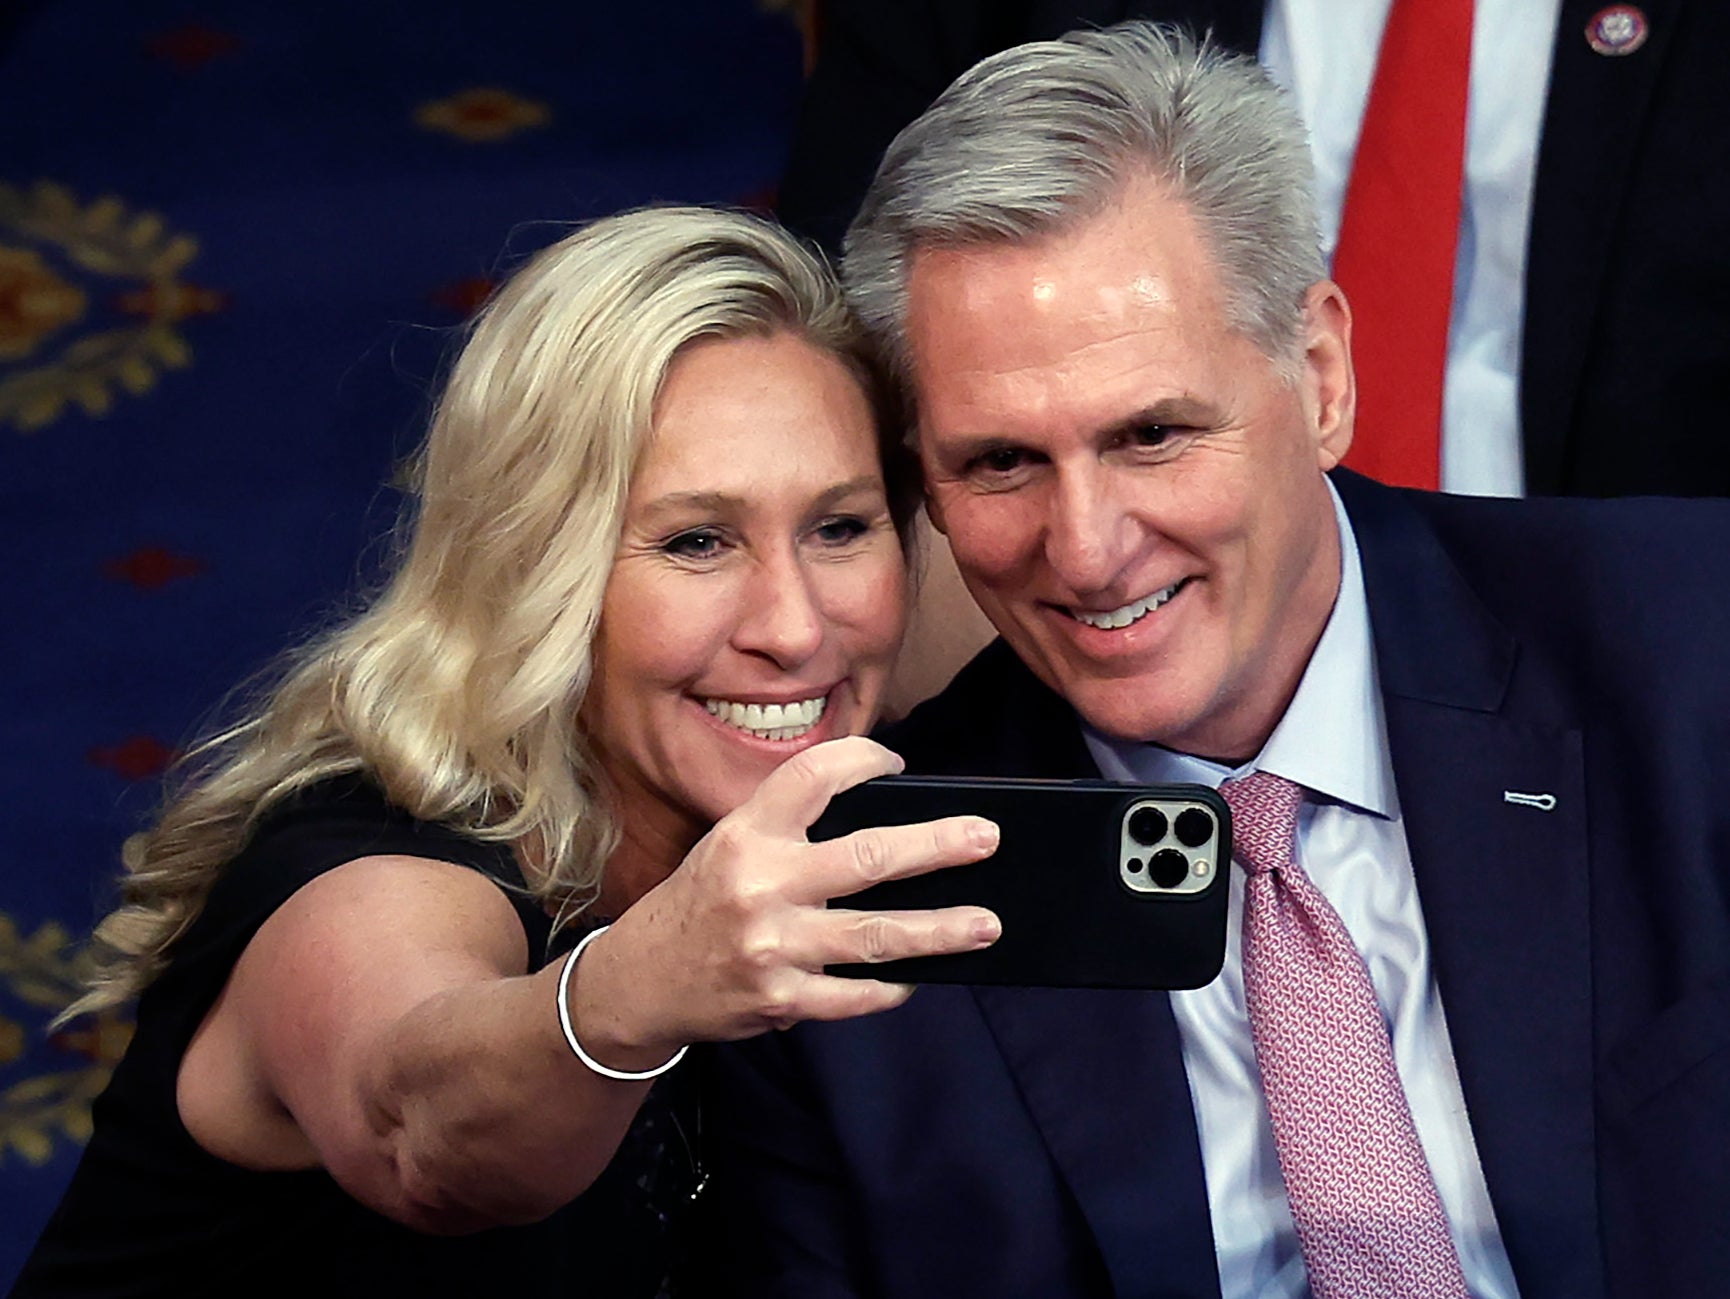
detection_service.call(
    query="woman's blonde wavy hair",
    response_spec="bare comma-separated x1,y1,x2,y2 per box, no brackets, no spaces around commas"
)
64,205,909,1021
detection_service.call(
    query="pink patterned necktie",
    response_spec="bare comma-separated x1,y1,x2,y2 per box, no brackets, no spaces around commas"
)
1220,771,1469,1299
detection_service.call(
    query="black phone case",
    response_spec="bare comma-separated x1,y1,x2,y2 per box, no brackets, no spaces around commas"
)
814,775,1231,989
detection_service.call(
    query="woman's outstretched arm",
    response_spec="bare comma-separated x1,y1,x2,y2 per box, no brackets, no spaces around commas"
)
176,736,1000,1233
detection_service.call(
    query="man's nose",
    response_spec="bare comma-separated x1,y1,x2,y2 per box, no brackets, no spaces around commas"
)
732,550,825,667
1043,467,1135,593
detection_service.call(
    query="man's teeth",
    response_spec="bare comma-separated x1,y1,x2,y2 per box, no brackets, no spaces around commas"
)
1073,581,1184,630
704,695,827,740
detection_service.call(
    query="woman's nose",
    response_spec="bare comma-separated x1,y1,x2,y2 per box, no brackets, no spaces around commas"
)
732,552,825,667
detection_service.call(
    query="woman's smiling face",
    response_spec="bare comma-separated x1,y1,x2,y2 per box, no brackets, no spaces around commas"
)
583,330,907,850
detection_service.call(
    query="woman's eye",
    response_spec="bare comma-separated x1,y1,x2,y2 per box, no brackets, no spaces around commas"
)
663,527,726,559
812,515,870,546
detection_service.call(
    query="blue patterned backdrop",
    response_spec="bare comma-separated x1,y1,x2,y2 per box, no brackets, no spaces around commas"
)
0,0,808,1280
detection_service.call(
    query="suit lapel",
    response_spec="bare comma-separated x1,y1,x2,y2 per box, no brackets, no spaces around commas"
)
1521,0,1684,493
927,646,1222,1295
972,986,1223,1298
1342,473,1606,1299
1381,701,1604,1299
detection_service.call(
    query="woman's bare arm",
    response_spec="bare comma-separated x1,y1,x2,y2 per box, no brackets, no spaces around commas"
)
179,855,651,1232
176,737,1000,1234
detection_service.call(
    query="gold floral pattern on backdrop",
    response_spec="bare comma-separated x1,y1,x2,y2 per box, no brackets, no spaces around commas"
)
0,181,225,433
414,88,551,142
0,911,131,1166
0,246,86,360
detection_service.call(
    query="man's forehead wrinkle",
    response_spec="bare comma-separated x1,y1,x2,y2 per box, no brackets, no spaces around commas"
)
913,304,1240,449
926,359,1224,453
947,312,1200,399
922,278,1188,376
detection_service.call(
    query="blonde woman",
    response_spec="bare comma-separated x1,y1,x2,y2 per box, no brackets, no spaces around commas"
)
15,208,1000,1298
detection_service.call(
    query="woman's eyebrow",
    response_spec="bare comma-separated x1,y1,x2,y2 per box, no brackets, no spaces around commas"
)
636,476,885,524
811,475,888,510
633,490,742,523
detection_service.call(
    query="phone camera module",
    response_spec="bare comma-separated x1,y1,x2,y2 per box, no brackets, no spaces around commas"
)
1127,805,1168,846
1120,797,1223,896
1173,808,1215,848
1149,848,1189,889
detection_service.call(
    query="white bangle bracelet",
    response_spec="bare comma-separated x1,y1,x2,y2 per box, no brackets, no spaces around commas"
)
555,924,688,1082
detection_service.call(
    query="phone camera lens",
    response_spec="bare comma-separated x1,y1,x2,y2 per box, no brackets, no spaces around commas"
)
1126,856,1144,874
1174,808,1215,848
1127,806,1168,846
1149,848,1189,888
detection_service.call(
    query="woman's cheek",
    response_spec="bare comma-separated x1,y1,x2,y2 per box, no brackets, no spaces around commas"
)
843,555,909,655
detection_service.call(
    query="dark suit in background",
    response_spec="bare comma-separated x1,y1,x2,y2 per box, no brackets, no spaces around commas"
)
778,0,1730,498
710,469,1730,1298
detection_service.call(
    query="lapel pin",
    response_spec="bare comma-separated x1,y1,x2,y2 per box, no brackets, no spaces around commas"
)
1586,5,1649,56
1504,790,1557,812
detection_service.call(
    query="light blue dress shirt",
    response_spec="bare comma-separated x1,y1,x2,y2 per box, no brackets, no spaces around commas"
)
1084,485,1520,1298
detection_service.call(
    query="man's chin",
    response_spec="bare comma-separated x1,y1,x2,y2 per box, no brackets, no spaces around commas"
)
1064,686,1185,746
1080,713,1173,747
1072,689,1267,765
1055,670,1216,747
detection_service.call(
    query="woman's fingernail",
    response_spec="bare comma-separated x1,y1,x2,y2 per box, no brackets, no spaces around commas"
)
972,819,1000,850
973,913,1002,944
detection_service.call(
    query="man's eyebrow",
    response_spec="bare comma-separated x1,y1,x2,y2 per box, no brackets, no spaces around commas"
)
931,397,1221,457
923,429,1016,459
1100,396,1219,435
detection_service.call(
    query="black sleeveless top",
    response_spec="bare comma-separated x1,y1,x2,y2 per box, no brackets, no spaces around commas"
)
11,778,707,1298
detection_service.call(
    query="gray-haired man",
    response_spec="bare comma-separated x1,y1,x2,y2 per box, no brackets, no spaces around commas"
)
713,23,1730,1299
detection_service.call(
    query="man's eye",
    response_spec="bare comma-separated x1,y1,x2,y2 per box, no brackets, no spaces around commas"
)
1123,422,1206,458
966,446,1031,477
813,515,870,546
663,528,726,559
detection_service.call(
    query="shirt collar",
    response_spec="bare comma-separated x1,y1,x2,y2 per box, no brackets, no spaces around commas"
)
1083,479,1398,818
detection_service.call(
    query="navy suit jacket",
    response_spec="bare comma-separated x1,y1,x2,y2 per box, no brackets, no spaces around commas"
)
777,0,1730,498
708,471,1730,1298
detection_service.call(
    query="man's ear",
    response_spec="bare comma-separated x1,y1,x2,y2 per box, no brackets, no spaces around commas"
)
1300,280,1355,471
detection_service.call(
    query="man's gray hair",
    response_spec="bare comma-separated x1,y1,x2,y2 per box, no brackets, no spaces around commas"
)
843,22,1325,392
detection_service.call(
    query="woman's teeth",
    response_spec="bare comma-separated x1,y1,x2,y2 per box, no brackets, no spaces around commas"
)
704,695,827,740
1073,580,1184,630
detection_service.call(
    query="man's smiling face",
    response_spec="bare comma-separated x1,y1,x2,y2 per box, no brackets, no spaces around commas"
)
907,173,1355,762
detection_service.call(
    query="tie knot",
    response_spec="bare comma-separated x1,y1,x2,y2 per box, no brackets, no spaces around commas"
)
1220,770,1304,877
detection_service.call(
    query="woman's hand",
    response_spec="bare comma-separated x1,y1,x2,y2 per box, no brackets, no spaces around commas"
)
181,737,996,1225
565,736,1000,1068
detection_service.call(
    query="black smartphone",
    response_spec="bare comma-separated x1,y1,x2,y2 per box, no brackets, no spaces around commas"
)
813,775,1231,990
